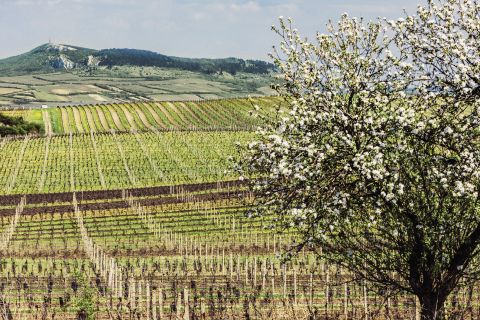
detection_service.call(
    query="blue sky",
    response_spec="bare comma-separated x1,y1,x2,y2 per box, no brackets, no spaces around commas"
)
0,0,421,60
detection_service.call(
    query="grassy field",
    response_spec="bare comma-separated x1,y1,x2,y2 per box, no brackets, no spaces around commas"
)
0,67,276,105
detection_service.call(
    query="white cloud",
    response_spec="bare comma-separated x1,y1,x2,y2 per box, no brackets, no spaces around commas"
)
230,1,262,13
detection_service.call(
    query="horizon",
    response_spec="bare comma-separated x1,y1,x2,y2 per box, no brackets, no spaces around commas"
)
1,0,421,61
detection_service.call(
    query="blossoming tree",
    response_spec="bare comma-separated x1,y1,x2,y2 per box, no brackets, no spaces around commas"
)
238,1,480,319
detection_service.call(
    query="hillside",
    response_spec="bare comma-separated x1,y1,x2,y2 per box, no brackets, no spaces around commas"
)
0,43,275,76
0,44,276,105
0,44,96,75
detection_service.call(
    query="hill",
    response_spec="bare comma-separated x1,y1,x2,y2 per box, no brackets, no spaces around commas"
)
0,44,276,105
0,43,275,76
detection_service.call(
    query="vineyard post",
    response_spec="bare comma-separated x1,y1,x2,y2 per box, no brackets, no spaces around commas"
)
309,273,313,307
271,272,275,296
325,267,330,315
363,279,368,320
386,289,391,318
344,283,348,319
158,288,163,320
183,288,189,320
138,280,143,316
293,268,297,306
146,281,150,320
253,258,257,288
262,259,266,290
176,292,182,319
152,289,157,320
415,297,421,320
222,249,225,275
245,259,248,285
131,279,136,310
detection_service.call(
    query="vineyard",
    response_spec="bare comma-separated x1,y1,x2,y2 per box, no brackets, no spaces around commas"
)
0,130,254,194
1,181,479,319
0,97,477,319
1,97,281,135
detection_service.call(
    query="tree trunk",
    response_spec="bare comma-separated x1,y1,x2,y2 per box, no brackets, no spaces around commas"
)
419,294,445,320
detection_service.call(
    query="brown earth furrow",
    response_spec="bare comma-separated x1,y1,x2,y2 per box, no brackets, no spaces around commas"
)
0,180,245,205
71,107,84,133
0,191,245,216
188,102,219,126
178,102,208,126
84,107,97,132
201,102,232,125
107,106,125,130
165,102,189,127
131,103,154,129
119,104,137,130
96,107,110,131
3,245,271,259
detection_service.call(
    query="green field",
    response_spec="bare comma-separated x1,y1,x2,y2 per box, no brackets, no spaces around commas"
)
0,130,254,194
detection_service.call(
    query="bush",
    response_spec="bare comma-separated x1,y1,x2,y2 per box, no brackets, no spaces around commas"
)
0,112,44,136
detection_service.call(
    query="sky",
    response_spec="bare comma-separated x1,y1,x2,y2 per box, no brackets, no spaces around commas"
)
0,0,422,60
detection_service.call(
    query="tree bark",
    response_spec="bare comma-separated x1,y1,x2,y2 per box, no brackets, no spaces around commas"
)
419,293,445,320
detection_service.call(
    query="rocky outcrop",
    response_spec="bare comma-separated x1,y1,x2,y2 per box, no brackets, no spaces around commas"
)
48,54,76,70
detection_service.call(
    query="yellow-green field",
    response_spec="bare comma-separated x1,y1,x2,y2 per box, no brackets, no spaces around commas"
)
1,96,280,134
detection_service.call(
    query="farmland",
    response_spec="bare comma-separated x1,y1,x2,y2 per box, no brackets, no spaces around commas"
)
1,181,477,319
0,131,254,194
0,67,275,106
0,97,476,319
1,97,280,134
